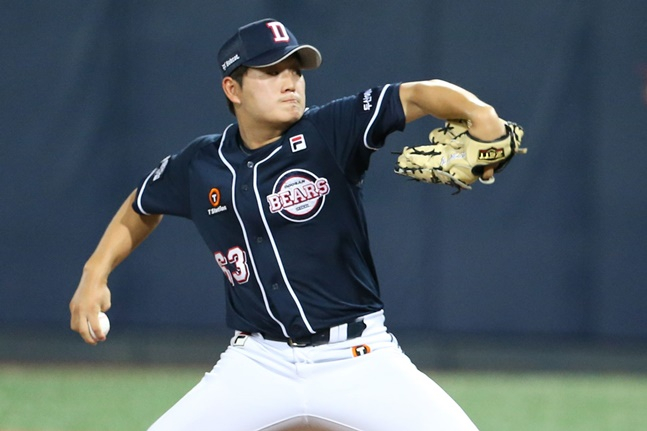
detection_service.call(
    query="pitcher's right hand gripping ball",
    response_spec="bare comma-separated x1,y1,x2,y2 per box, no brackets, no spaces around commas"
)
394,120,526,192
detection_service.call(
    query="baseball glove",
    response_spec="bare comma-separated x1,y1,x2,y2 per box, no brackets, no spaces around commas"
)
394,120,526,193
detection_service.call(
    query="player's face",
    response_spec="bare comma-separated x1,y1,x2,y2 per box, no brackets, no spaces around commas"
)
238,57,306,128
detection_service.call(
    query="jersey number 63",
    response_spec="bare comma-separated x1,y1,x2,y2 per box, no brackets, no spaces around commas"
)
214,246,250,285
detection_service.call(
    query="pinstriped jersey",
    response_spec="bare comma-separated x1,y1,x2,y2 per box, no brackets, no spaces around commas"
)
133,83,405,339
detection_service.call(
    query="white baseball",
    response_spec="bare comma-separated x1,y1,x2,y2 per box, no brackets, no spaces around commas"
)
88,312,110,340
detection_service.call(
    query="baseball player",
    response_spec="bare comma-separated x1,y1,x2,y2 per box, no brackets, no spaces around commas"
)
70,18,508,430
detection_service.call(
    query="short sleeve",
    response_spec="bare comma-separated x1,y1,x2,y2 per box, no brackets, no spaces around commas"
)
132,135,219,218
303,83,405,182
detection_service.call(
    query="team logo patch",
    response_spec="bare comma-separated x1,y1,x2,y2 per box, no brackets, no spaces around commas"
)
266,21,290,43
267,169,330,222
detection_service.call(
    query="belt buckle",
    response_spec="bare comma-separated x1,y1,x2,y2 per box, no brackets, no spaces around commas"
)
287,338,309,347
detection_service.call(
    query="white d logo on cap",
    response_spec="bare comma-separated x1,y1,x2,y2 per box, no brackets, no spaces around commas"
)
266,21,290,43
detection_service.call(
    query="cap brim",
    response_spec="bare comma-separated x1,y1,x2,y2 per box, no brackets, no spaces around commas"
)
245,45,322,70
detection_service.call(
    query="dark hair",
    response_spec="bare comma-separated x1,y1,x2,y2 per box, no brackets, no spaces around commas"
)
226,66,249,115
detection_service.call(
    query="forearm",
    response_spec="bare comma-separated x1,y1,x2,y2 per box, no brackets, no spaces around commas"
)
400,80,505,140
83,189,162,281
70,189,162,343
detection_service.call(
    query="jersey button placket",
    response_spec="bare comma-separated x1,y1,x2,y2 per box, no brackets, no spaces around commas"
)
241,161,253,191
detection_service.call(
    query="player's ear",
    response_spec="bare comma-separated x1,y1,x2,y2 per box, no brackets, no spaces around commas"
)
222,77,241,106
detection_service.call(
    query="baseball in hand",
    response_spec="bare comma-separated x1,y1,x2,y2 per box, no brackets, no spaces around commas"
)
88,312,110,340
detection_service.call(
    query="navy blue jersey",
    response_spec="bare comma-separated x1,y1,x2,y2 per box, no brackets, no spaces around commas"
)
133,83,405,339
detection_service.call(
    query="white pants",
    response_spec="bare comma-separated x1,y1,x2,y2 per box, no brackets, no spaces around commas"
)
148,311,479,431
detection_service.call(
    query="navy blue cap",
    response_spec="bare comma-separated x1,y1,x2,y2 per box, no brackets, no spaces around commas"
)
218,18,322,77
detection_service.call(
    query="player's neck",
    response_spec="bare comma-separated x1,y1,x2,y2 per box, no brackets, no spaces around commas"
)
237,122,285,150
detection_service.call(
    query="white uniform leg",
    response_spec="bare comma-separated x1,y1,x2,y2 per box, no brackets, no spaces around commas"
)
149,312,478,431
303,340,479,430
148,337,303,430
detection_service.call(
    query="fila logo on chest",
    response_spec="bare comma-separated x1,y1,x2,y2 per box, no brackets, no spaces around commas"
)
289,134,307,152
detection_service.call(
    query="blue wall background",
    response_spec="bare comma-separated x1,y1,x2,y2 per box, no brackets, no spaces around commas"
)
2,0,646,341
